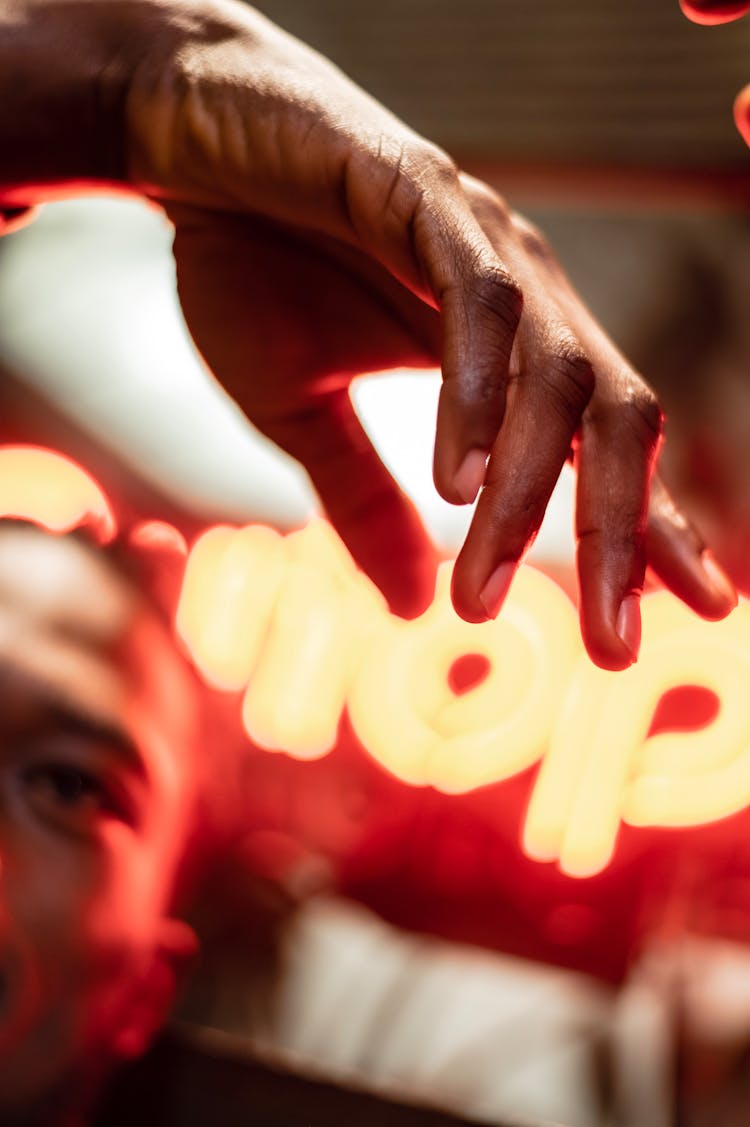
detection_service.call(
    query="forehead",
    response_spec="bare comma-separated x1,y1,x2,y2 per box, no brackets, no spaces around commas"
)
0,525,198,755
0,525,137,641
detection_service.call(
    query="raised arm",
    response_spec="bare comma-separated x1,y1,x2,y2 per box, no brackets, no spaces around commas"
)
0,0,736,668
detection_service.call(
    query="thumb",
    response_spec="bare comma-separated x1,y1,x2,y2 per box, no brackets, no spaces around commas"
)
262,388,438,618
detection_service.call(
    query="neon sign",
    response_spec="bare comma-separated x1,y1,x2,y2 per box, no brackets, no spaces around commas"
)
0,445,115,541
176,518,750,879
524,593,750,876
4,446,750,881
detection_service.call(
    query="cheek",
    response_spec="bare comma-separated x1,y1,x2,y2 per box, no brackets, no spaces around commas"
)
9,834,155,1029
9,843,102,982
81,831,162,956
0,849,144,1106
680,0,750,22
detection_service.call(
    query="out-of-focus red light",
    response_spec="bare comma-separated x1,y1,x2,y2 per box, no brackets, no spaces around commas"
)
129,519,187,557
4,447,750,883
0,445,116,541
176,513,750,879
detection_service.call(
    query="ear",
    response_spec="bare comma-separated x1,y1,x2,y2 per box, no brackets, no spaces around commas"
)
112,919,199,1061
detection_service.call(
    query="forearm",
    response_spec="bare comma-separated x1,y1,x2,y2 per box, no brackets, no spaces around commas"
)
0,0,301,211
0,0,166,204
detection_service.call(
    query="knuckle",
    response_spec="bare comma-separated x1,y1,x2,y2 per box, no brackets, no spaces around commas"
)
577,521,644,558
482,475,546,544
441,370,503,414
586,378,664,450
616,527,647,564
620,384,663,443
511,213,552,261
411,141,459,189
458,173,512,228
471,261,523,328
362,138,459,223
543,340,595,416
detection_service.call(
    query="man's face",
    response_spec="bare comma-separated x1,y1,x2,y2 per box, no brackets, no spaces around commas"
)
0,525,200,1117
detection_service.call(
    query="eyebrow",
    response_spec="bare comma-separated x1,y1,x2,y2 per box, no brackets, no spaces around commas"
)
0,663,146,778
40,699,146,778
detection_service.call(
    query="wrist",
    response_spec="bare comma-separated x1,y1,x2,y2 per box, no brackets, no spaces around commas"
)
0,0,169,205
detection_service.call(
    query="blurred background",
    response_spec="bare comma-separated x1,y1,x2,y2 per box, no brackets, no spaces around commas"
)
5,2,750,1125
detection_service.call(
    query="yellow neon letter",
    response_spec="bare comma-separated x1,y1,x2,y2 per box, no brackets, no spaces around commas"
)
176,523,286,691
348,563,582,792
0,445,115,541
242,520,387,760
524,592,750,878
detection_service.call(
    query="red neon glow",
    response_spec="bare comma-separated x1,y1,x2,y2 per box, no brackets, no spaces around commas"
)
240,521,386,760
0,446,116,541
348,562,579,792
176,515,750,878
6,446,750,881
176,523,287,692
524,592,750,875
129,519,188,557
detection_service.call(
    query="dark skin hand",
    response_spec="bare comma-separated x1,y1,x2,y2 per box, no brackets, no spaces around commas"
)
0,0,737,670
169,188,735,667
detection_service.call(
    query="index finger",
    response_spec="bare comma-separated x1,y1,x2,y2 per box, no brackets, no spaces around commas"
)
260,388,440,620
339,144,524,504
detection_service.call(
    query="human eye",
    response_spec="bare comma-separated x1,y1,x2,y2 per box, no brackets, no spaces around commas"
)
21,754,135,837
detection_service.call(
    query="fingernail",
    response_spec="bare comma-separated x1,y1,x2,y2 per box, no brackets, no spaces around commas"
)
479,562,515,619
616,594,641,664
454,449,488,505
700,550,738,608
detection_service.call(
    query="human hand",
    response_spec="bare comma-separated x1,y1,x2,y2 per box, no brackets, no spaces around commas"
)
118,0,739,668
168,188,736,670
